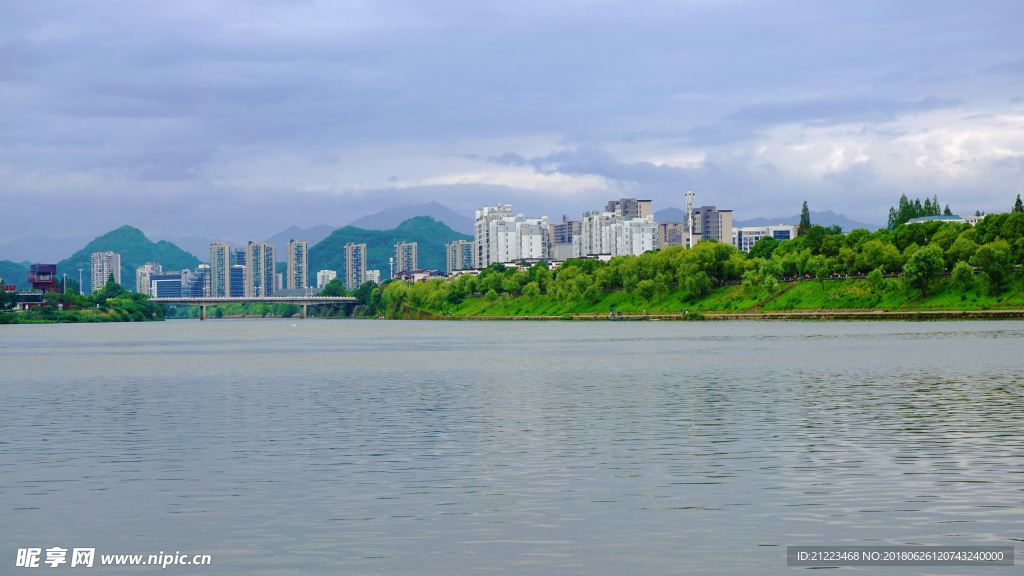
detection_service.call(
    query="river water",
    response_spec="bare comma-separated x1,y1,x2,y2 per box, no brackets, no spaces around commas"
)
2,319,1022,574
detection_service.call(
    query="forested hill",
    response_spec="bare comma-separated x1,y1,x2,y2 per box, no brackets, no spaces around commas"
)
58,225,201,293
309,216,472,283
0,260,30,289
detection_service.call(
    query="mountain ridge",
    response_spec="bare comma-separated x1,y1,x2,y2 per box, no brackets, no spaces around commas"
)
58,225,201,293
309,216,471,286
347,201,474,235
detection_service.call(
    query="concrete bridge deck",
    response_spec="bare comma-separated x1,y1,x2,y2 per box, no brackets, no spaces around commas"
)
150,296,357,319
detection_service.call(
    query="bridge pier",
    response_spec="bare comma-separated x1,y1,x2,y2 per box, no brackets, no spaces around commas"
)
200,305,206,321
301,304,307,320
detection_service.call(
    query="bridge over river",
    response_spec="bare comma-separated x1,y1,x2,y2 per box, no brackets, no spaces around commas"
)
149,296,357,320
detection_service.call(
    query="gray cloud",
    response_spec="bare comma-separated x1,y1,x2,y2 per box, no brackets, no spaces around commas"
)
1,0,1023,242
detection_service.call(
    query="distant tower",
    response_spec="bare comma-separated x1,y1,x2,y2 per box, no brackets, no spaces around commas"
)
685,184,695,248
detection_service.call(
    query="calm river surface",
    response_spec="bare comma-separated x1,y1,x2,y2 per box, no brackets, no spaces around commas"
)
2,320,1023,574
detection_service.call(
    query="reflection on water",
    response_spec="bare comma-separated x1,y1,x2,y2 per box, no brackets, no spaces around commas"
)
2,320,1023,574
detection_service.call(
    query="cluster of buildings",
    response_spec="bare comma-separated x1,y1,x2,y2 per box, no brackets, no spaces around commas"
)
442,194,798,275
5,192,804,306
134,239,312,298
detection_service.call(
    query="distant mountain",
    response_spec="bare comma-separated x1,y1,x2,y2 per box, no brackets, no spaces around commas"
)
152,235,242,263
0,260,29,290
309,216,472,285
265,225,339,261
58,225,201,293
733,210,881,232
347,202,474,236
655,207,880,232
0,234,93,264
652,207,688,223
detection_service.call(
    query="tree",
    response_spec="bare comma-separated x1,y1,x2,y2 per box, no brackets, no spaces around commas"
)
485,288,499,302
1014,194,1024,214
806,255,830,290
902,244,945,298
318,278,347,297
747,236,779,260
636,279,656,305
0,289,16,312
682,271,712,298
943,204,952,216
797,201,811,236
866,267,885,294
951,261,974,291
970,240,1011,295
352,281,377,305
522,281,541,298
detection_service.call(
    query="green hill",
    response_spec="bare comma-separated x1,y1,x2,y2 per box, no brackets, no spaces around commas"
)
309,216,472,284
0,260,29,289
58,225,202,293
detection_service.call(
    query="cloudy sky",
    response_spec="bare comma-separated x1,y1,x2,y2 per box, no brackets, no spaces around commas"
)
3,0,1024,242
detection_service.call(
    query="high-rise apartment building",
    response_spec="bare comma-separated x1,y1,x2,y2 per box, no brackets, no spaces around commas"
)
244,242,276,297
658,222,687,249
604,198,652,220
317,270,337,289
229,265,245,297
286,239,308,290
365,270,380,284
445,240,474,274
394,242,418,274
210,242,232,297
91,251,121,292
473,204,549,267
136,262,162,295
344,243,367,289
549,215,581,262
691,206,733,245
574,199,658,258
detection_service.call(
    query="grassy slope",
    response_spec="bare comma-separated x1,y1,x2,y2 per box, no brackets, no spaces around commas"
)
436,277,1024,317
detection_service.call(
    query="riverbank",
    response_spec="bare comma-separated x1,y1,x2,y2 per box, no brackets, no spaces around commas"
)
436,309,1024,321
402,275,1024,321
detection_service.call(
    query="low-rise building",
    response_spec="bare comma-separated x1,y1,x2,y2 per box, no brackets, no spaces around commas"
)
366,270,381,284
317,269,337,289
732,225,798,252
150,272,182,298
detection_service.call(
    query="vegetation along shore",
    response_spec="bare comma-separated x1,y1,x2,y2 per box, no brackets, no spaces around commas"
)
329,211,1024,321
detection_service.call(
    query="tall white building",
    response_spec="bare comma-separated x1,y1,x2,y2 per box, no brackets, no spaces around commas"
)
574,207,658,258
366,270,380,284
210,242,232,297
91,251,121,291
317,269,337,289
286,240,308,290
244,242,276,297
135,262,162,295
473,203,549,267
345,243,367,289
446,240,474,274
394,242,418,274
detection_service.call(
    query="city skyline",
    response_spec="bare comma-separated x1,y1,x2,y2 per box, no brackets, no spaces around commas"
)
2,2,1022,244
